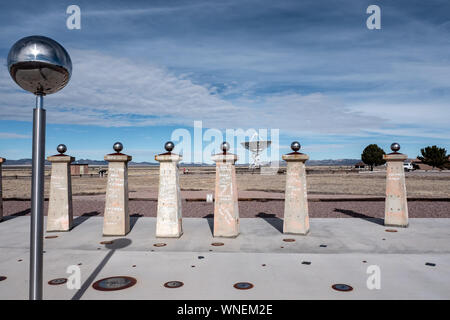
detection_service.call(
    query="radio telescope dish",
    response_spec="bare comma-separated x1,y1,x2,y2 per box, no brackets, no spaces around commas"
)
241,132,271,169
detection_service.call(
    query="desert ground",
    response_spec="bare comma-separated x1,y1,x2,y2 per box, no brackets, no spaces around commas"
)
2,165,449,219
2,165,450,199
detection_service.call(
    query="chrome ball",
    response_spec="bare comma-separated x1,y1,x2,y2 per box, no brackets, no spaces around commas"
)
164,141,174,152
221,141,230,153
113,142,123,153
291,141,301,152
7,35,72,95
57,144,67,154
391,142,400,152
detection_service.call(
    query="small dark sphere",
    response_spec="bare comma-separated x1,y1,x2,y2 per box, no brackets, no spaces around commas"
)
391,142,400,152
291,141,301,152
221,142,230,152
57,144,67,154
164,141,174,152
113,142,123,153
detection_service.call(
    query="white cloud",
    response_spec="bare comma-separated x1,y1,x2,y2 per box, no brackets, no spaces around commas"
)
0,132,30,139
0,50,386,136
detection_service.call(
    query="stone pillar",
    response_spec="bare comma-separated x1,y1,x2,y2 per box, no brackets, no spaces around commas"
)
212,142,239,238
384,143,408,227
282,141,310,235
46,144,74,231
155,141,183,238
103,142,132,236
0,157,5,222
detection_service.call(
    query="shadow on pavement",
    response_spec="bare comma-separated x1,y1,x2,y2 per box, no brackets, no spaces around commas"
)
334,208,384,225
256,212,283,233
71,238,132,300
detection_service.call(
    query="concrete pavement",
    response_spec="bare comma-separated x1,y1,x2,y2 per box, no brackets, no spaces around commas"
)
0,216,449,299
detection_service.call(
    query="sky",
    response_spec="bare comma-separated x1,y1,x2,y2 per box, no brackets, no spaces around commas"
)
0,0,449,163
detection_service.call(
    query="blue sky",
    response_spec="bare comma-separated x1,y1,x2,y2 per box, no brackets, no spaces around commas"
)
0,0,449,162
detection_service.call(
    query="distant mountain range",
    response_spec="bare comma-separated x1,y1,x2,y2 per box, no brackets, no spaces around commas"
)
3,158,361,166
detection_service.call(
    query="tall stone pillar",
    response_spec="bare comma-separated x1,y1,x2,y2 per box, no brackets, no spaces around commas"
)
212,142,239,238
46,145,74,231
282,141,310,235
0,157,5,222
155,141,183,238
384,143,408,227
103,142,132,236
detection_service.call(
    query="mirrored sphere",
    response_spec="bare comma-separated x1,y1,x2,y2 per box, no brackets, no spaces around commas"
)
221,142,230,152
113,142,123,153
7,35,72,95
291,141,301,152
57,144,67,154
391,142,400,152
164,141,174,152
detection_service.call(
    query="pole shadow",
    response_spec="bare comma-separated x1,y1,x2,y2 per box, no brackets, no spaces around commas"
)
71,238,132,300
333,208,384,226
255,212,283,233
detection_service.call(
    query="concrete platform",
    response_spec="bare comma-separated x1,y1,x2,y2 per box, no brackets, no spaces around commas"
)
0,216,449,300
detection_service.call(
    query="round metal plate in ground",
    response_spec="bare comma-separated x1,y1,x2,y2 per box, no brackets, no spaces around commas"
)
45,235,58,239
385,229,398,233
233,282,254,290
164,281,184,288
211,242,224,246
48,278,67,285
92,276,137,291
331,284,353,292
283,238,295,242
100,240,114,245
153,243,167,247
0,276,7,281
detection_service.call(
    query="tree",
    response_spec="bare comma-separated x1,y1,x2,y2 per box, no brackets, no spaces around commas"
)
361,144,386,171
418,145,448,169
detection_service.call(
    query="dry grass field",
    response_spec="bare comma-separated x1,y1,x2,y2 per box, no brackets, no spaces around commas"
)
2,165,450,199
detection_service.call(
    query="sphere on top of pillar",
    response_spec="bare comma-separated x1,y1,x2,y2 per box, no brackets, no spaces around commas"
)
291,141,301,152
391,142,401,153
113,142,123,153
164,141,174,152
7,35,72,96
221,141,230,153
57,144,67,154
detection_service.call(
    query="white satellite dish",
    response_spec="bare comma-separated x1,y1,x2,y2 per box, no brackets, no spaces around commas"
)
241,132,271,169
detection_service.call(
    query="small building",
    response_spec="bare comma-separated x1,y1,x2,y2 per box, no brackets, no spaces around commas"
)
354,161,366,169
71,163,89,175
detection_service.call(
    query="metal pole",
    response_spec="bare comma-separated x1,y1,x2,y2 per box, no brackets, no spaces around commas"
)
29,94,46,300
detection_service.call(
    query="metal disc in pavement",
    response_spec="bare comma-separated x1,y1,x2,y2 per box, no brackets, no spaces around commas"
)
92,276,137,291
164,281,184,288
48,278,67,285
233,282,254,290
332,284,353,292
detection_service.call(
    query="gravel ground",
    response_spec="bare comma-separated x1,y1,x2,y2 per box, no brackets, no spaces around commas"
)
3,199,449,218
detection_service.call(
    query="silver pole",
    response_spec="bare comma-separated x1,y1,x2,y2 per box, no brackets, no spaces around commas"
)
29,94,46,300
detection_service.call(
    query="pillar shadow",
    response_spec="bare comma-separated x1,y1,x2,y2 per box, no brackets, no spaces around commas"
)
1,208,31,222
333,208,384,226
72,211,100,229
71,238,132,300
130,213,143,231
256,212,283,233
202,214,214,236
